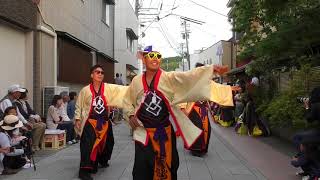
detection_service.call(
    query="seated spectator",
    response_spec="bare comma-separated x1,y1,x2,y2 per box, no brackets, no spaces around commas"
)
60,91,70,120
0,85,32,129
293,87,320,153
3,107,29,133
0,115,28,175
15,89,46,151
46,95,76,145
291,142,320,179
67,92,77,120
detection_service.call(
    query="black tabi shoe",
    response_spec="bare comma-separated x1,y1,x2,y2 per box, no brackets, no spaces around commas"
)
78,170,93,180
91,166,98,174
191,151,203,157
99,162,109,168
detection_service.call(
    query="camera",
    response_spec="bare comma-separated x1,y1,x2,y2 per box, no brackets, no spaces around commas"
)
297,97,309,103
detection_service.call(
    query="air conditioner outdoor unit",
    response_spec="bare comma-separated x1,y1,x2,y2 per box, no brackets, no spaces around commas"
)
42,86,69,117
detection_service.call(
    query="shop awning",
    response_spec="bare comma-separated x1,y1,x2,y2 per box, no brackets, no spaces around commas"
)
228,61,253,75
56,31,98,51
105,0,115,5
126,64,138,71
98,52,118,63
126,28,138,40
228,65,246,75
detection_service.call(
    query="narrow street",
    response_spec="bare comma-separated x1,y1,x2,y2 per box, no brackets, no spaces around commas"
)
2,121,299,180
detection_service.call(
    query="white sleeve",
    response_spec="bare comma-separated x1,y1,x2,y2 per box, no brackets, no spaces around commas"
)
0,99,12,113
60,106,70,121
0,133,10,148
16,107,28,124
6,149,24,156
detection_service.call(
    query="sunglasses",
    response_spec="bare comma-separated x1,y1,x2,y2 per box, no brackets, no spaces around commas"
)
94,70,104,75
144,52,162,60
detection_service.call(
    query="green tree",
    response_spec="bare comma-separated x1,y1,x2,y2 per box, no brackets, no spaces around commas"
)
230,0,320,74
259,64,320,129
161,56,182,71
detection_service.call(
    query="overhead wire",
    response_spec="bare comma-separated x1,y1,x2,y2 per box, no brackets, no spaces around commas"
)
171,0,177,13
185,0,228,18
159,20,180,46
192,24,216,39
158,22,181,54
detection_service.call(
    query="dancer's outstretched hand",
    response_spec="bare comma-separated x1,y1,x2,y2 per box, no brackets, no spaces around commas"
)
213,65,229,75
129,115,141,129
231,86,241,92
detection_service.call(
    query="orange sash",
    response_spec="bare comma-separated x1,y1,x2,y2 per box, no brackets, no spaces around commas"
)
194,106,209,146
88,119,109,161
147,126,172,180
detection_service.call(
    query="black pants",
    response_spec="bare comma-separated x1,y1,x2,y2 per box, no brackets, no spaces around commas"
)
189,109,211,154
57,121,74,142
79,121,114,172
132,126,179,180
221,107,234,122
3,155,26,169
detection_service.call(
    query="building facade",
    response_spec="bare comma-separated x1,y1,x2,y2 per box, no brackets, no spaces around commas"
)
0,0,38,107
0,0,120,115
114,0,138,85
189,40,235,70
33,0,116,114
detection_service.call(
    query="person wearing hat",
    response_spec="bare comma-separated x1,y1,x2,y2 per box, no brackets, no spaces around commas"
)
123,46,236,180
15,89,46,151
0,115,27,174
0,85,32,130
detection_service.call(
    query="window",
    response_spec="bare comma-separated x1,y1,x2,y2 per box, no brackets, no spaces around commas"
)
102,1,110,26
127,34,134,53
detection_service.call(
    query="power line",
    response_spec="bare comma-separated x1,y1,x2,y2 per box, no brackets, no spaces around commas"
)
138,11,173,37
139,19,156,37
192,24,216,39
159,20,180,46
171,0,177,13
158,22,180,54
185,0,228,18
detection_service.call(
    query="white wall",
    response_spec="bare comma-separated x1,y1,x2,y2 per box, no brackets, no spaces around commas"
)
190,53,200,69
114,0,139,84
0,24,33,105
198,41,223,66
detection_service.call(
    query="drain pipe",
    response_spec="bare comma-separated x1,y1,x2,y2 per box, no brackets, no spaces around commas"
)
36,4,57,86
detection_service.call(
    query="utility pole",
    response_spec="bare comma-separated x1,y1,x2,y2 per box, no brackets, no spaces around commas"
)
180,43,184,71
183,20,190,70
179,16,203,71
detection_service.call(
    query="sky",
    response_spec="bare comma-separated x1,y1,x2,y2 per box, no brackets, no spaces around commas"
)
130,0,232,58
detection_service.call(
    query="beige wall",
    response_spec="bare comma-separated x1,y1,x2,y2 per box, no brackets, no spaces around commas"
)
196,41,233,68
221,41,233,69
0,23,34,106
39,32,55,87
